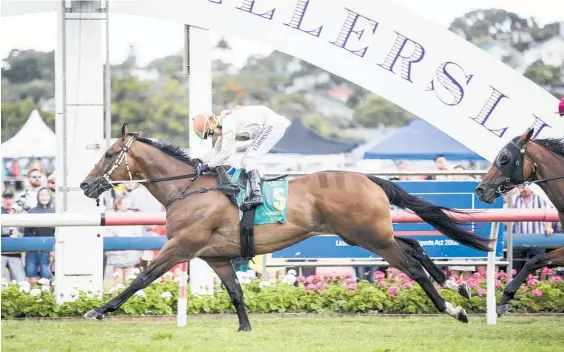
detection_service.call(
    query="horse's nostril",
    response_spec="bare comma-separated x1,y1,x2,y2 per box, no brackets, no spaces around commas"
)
80,182,89,192
475,187,484,196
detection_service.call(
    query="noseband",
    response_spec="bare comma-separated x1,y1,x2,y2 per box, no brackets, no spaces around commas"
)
493,140,537,194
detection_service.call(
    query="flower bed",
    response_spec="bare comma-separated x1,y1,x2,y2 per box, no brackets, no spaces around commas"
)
2,270,563,318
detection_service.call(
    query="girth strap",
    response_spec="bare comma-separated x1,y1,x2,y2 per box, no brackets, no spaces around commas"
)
240,207,257,260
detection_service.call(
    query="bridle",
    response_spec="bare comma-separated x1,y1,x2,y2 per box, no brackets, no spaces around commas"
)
94,133,138,192
493,139,564,194
91,133,237,209
493,139,537,194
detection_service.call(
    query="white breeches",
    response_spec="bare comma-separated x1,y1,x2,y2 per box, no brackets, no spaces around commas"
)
241,117,290,173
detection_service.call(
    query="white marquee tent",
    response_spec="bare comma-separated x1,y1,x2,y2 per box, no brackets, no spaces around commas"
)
1,110,56,158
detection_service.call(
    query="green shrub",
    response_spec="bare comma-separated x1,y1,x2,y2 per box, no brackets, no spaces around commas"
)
2,271,563,318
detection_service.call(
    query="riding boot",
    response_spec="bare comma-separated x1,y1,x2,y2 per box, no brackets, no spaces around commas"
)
246,169,264,208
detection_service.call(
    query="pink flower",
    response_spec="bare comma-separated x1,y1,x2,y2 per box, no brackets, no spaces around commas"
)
512,269,517,276
377,280,388,288
315,282,325,291
304,284,317,291
344,274,352,279
306,275,319,284
466,279,479,289
532,289,543,297
455,278,463,285
542,268,553,275
345,278,356,284
449,274,459,280
473,272,481,278
549,275,563,282
387,286,399,296
477,289,487,297
347,283,357,291
495,280,503,288
398,273,409,282
296,276,306,283
497,272,508,280
527,274,536,280
527,278,539,287
372,271,385,280
402,281,413,289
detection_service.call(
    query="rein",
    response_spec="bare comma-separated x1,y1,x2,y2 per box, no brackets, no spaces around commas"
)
94,134,232,209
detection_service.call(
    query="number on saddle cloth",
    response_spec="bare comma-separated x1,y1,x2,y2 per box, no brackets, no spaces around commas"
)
229,167,289,260
229,167,288,225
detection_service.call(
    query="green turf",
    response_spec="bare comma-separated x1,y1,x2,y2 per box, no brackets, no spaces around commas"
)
2,315,563,352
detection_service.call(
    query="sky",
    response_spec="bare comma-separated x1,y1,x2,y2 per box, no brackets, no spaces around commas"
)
1,0,563,68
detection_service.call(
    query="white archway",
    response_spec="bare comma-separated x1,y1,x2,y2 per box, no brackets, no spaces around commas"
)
111,0,562,161
4,0,561,160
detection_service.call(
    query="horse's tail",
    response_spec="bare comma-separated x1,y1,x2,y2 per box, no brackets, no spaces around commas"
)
366,175,494,252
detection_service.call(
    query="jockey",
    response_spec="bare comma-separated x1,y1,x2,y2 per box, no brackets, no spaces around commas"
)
192,105,291,208
557,96,564,117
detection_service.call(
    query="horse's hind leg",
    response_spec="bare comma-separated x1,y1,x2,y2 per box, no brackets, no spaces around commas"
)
498,247,564,317
205,259,251,332
396,237,471,299
84,238,188,320
348,232,468,323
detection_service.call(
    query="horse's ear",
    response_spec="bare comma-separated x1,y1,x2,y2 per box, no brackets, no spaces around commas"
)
520,126,534,143
121,122,129,140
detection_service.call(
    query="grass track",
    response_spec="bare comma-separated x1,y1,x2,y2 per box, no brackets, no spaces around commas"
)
2,315,564,352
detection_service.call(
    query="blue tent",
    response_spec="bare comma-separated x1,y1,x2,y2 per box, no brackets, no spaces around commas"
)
363,119,486,161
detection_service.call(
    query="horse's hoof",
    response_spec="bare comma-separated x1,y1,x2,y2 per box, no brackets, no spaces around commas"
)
84,309,105,320
497,304,510,317
458,282,471,299
456,308,469,324
237,325,252,332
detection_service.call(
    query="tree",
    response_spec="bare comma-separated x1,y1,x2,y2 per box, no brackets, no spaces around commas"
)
216,37,231,50
353,95,415,128
3,80,54,103
110,75,190,146
274,93,313,119
147,54,183,78
346,86,369,109
449,9,531,42
1,98,54,142
1,49,54,84
303,113,330,137
523,61,562,86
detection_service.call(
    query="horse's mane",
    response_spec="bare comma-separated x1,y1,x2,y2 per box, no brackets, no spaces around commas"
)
533,137,564,158
135,136,202,167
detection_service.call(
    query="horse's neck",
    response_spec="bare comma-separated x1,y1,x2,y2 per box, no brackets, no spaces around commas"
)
532,149,564,212
135,151,196,207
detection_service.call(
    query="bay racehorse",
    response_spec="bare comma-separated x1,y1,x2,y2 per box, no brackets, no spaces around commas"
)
81,123,493,330
475,126,564,316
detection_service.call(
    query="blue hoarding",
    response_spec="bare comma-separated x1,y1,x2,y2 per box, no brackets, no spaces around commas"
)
272,181,505,260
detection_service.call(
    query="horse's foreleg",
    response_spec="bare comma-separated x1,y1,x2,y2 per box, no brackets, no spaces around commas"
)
205,259,251,332
396,237,471,299
498,247,564,317
84,238,188,320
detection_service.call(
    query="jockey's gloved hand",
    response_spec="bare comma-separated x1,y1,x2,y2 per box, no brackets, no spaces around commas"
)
199,164,211,173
